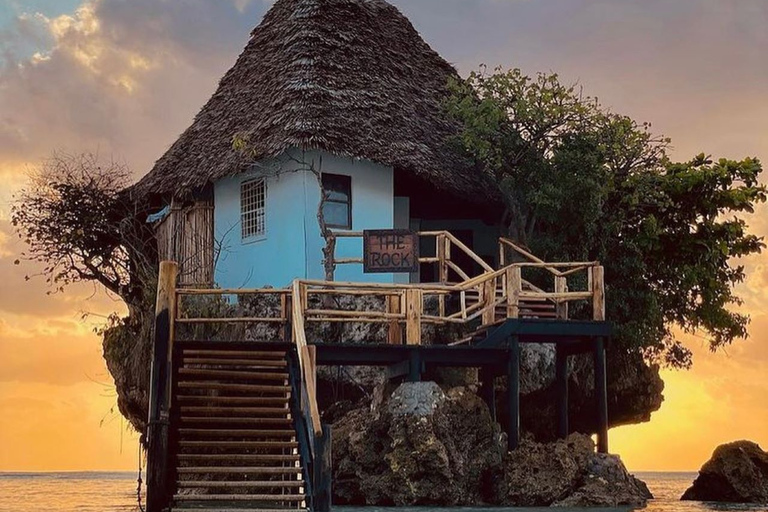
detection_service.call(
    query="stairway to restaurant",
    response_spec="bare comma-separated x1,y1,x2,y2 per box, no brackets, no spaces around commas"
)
168,343,308,512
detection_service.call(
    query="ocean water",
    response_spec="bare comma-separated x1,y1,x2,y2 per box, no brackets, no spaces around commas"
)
0,471,765,512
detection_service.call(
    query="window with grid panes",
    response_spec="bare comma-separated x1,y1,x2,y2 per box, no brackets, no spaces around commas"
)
321,173,352,229
240,178,266,240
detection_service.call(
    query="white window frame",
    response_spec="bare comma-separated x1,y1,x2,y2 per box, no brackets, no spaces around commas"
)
240,177,266,242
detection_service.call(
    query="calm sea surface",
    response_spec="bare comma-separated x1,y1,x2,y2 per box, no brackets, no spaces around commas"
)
0,471,765,512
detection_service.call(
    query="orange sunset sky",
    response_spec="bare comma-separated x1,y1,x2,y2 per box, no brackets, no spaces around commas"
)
1,0,767,472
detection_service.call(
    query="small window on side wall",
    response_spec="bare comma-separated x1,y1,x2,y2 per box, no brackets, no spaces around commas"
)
241,178,266,240
322,173,352,229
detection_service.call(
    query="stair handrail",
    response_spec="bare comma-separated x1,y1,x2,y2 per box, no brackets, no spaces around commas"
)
499,237,598,277
291,279,324,437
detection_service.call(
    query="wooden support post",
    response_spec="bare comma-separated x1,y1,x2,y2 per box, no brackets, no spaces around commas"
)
405,289,422,345
507,336,520,451
482,279,496,325
594,337,609,453
282,294,292,342
479,367,497,422
555,276,568,320
506,266,521,319
146,261,178,512
313,424,333,512
592,265,605,321
556,345,569,439
408,349,422,382
437,234,448,284
387,294,403,345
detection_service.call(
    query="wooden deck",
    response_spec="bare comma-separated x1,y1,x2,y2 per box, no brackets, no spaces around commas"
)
144,232,610,512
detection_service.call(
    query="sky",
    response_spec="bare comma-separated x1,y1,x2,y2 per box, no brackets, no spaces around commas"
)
0,0,767,472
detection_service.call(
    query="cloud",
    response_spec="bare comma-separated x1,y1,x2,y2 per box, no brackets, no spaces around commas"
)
0,0,272,177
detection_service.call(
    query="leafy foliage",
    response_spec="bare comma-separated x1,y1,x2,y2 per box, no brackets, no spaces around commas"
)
446,66,766,367
11,153,156,311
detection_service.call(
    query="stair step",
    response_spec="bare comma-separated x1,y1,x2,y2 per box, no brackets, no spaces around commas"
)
178,429,296,438
180,350,286,359
177,481,305,489
171,509,306,512
178,467,302,475
179,441,298,449
177,368,288,381
182,358,287,368
176,396,289,406
179,417,293,426
178,454,299,463
176,383,291,393
178,406,289,416
173,494,305,502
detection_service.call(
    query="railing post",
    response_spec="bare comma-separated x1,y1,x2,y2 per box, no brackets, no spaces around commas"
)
505,266,521,319
591,265,605,321
387,293,403,344
437,233,449,284
146,260,178,512
482,278,496,325
555,276,568,320
405,288,422,345
281,293,292,342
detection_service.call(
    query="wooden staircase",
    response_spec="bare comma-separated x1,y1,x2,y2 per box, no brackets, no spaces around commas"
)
167,343,308,512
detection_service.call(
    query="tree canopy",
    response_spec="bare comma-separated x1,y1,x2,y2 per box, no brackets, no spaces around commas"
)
11,153,156,314
446,66,766,368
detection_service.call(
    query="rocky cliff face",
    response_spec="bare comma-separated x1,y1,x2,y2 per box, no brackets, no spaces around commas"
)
103,311,664,440
332,381,652,507
515,343,664,441
682,440,768,503
103,318,152,433
333,382,503,505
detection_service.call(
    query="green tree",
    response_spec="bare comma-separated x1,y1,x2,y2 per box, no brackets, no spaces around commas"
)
446,66,766,367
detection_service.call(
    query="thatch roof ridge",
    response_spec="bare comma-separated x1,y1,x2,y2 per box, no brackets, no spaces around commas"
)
134,0,496,201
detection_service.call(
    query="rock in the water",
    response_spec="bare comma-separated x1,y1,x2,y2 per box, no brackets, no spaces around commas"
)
552,451,653,507
332,382,504,506
494,433,652,507
682,440,768,503
332,383,651,508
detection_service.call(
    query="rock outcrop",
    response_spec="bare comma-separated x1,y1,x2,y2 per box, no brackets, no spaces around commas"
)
333,382,504,505
494,434,651,507
332,381,652,507
513,344,665,441
682,440,768,503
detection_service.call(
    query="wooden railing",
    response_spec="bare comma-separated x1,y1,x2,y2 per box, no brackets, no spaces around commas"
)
146,234,606,508
499,237,605,321
329,230,493,282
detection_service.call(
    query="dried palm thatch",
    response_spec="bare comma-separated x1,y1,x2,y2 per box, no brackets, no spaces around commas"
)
133,0,497,202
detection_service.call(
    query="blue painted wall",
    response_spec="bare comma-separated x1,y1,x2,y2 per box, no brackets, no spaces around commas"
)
213,150,397,288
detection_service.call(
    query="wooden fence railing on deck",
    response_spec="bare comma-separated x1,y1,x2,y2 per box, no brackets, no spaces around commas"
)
329,230,493,283
168,240,606,347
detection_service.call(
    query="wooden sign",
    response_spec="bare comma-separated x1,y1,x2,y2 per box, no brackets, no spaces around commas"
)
363,230,419,273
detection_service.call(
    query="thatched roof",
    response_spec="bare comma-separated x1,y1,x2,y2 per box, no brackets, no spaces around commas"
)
133,0,497,201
